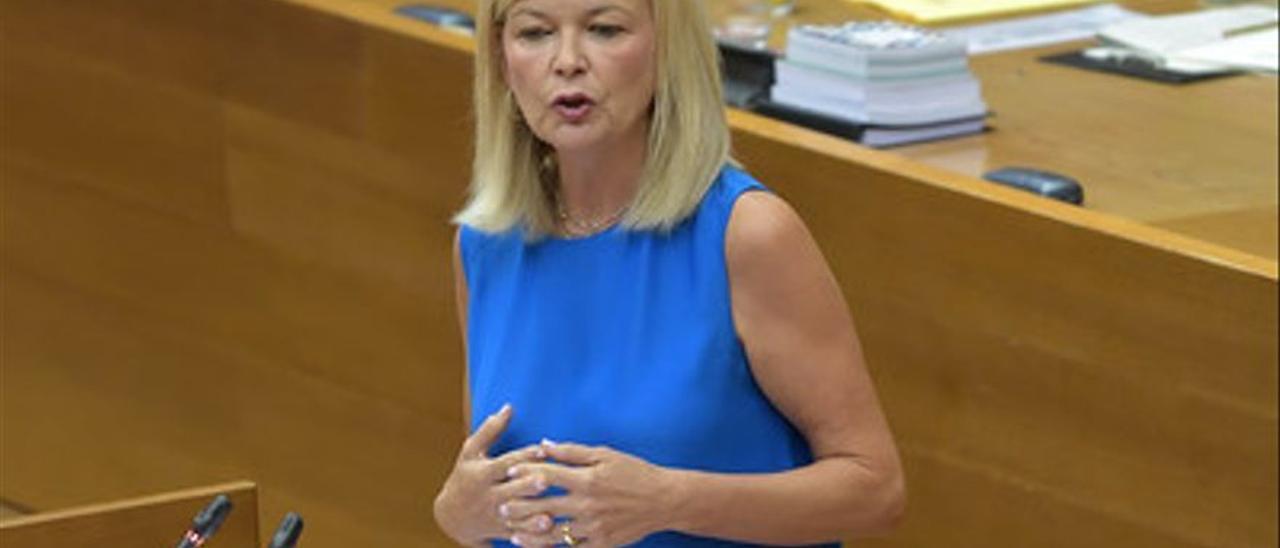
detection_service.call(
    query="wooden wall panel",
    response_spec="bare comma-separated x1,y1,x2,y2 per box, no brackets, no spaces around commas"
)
220,0,368,139
2,1,470,544
1,35,228,225
0,0,226,93
2,1,1275,547
2,159,460,545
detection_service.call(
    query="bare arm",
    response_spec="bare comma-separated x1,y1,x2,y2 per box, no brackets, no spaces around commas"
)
454,228,471,430
665,191,905,542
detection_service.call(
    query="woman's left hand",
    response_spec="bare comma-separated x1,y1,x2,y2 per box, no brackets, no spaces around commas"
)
500,441,679,547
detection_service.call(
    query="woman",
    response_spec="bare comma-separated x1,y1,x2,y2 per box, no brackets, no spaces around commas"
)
433,0,904,545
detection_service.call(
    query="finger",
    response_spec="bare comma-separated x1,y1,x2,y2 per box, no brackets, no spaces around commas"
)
510,531,561,547
512,532,577,547
499,494,579,522
492,444,549,480
493,471,548,500
503,512,554,535
511,537,560,548
539,440,606,466
512,522,583,548
461,403,512,458
507,462,590,492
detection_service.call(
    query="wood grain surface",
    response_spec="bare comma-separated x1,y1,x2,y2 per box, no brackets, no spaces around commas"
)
1,0,1275,547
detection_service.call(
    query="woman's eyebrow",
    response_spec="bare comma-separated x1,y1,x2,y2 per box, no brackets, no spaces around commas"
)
506,7,550,21
586,4,631,18
506,3,632,23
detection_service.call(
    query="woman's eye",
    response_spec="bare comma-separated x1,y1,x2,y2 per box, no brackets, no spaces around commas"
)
516,27,551,41
589,24,624,38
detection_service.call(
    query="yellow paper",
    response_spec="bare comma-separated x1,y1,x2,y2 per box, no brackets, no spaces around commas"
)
852,0,1105,24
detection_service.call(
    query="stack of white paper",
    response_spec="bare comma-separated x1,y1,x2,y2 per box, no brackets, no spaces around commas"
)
772,22,988,126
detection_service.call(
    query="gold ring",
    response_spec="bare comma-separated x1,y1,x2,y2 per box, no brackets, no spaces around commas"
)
560,523,579,546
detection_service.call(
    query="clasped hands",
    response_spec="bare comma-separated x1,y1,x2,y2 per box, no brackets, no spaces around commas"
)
435,405,679,547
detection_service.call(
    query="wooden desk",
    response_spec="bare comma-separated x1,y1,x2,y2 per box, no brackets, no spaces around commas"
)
1,1,1274,547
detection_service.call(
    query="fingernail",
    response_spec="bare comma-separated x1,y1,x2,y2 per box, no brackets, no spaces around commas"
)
537,515,551,530
507,465,520,479
533,475,546,491
540,438,556,446
499,403,511,415
498,502,510,518
510,535,523,546
534,447,547,459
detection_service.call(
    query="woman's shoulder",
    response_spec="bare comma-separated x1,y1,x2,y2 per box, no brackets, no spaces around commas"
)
726,189,805,254
707,164,794,236
706,164,769,206
718,168,811,270
457,223,526,266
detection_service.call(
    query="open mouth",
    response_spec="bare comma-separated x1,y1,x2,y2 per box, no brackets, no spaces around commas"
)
552,93,594,121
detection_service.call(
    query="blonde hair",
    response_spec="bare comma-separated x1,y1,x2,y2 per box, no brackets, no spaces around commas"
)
454,0,731,238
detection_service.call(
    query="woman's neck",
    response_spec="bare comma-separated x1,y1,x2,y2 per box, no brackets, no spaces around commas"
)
554,131,648,221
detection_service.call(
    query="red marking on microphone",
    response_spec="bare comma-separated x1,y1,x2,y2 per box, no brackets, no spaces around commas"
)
185,530,207,546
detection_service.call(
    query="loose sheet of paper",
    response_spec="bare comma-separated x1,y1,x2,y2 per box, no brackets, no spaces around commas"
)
851,0,1106,25
1173,28,1279,72
940,4,1145,55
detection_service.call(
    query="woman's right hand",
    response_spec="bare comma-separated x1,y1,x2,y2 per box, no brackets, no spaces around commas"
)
434,404,554,546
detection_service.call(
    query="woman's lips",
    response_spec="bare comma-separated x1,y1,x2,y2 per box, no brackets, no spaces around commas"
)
551,93,594,123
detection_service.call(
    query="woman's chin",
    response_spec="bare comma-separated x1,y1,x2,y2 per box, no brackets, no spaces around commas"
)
539,124,610,153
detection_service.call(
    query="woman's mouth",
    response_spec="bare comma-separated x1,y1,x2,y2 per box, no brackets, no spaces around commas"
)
551,93,594,123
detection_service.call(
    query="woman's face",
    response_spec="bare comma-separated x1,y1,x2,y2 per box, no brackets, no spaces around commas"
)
501,0,656,155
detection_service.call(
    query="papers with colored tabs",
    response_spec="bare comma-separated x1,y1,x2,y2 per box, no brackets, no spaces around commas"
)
850,0,1106,25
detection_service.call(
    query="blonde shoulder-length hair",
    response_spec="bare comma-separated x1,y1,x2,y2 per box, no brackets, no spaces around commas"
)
453,0,732,238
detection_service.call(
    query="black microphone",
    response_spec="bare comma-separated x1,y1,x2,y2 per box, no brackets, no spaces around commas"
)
176,494,233,548
267,512,304,548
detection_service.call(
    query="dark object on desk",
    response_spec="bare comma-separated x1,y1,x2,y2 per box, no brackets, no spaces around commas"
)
754,97,988,148
983,167,1084,205
718,41,777,108
1040,49,1234,84
394,4,475,32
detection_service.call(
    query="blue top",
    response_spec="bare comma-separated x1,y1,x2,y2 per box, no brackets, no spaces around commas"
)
460,166,837,547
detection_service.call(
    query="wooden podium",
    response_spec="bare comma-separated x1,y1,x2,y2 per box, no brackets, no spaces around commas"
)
0,481,259,548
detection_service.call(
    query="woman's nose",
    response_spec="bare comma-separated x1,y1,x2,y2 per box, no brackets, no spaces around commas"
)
552,35,586,77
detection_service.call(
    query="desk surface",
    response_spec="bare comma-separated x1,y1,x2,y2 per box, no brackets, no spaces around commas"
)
351,0,1278,260
900,43,1278,260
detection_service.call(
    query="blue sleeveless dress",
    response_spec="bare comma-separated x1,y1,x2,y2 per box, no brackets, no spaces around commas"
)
460,166,837,547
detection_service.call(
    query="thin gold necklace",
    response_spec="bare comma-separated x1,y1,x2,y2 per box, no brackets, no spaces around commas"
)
556,202,627,237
